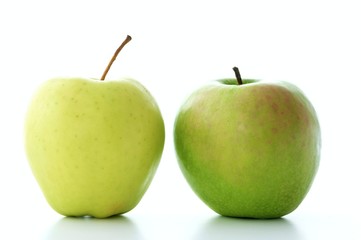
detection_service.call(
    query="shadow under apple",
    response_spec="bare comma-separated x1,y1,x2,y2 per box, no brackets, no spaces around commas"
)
194,216,302,240
44,215,143,240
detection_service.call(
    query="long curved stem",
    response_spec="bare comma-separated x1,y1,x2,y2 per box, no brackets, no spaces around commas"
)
101,35,132,80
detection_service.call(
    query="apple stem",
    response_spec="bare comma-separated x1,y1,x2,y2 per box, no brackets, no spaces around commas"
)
100,35,132,81
233,67,243,85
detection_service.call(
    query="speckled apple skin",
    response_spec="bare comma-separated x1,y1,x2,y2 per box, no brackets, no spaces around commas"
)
25,77,165,218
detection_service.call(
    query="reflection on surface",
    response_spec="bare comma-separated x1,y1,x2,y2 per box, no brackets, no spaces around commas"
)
44,216,143,240
195,216,302,240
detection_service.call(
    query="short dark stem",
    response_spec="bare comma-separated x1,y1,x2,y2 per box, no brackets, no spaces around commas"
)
233,67,243,85
101,35,132,81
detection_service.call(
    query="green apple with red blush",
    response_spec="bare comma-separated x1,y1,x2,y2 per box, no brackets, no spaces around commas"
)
174,67,321,218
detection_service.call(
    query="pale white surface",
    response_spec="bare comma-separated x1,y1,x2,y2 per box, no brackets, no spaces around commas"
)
0,0,360,239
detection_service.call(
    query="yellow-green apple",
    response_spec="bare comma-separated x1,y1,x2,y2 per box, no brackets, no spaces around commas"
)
174,67,321,218
25,35,165,218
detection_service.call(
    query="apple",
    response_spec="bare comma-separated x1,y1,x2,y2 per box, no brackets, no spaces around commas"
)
25,35,165,218
174,67,321,218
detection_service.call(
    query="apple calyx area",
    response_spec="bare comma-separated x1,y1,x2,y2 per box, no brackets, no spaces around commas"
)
100,35,132,81
232,67,243,85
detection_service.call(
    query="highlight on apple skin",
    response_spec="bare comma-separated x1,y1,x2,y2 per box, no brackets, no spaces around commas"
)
24,35,165,218
174,67,321,219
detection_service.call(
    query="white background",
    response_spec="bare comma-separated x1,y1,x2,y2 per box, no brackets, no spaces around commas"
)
0,0,360,239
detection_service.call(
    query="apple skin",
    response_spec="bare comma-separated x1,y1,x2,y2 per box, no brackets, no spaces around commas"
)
174,79,321,218
25,77,165,218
